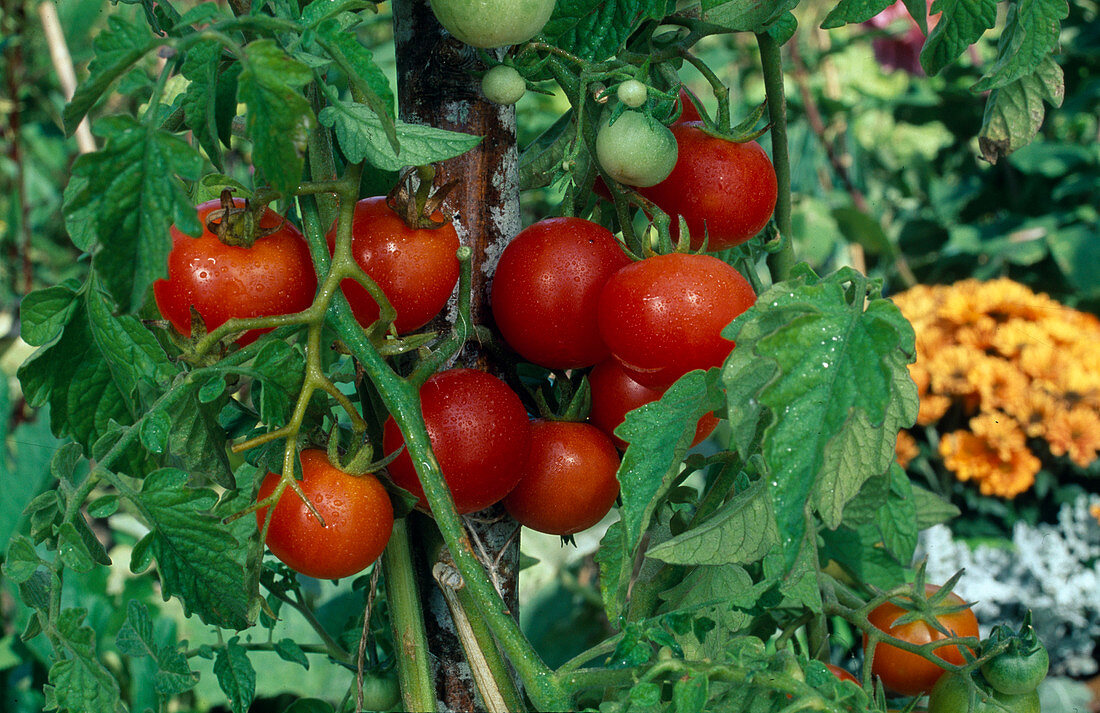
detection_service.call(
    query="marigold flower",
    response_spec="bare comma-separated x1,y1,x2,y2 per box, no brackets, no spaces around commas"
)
1046,407,1100,469
896,430,920,469
927,345,984,396
940,430,1040,499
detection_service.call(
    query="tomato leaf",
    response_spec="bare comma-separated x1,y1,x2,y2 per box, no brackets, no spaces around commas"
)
180,40,240,171
978,55,1064,164
919,0,997,77
238,40,317,197
647,479,779,567
820,524,908,589
252,340,307,428
911,484,961,529
658,565,759,657
116,600,199,695
274,639,310,670
63,116,204,312
700,0,800,32
135,468,255,630
46,608,126,713
820,0,895,29
18,281,81,347
18,287,177,457
63,15,161,134
319,100,483,170
315,18,395,121
213,637,256,713
971,0,1068,93
722,268,918,575
542,0,669,63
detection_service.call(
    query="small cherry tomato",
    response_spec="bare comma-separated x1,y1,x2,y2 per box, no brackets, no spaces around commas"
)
482,65,526,105
429,0,555,48
491,217,631,369
256,449,393,580
928,672,1039,713
826,664,859,685
326,196,459,334
980,624,1049,695
596,110,678,188
638,122,777,251
617,79,648,108
504,420,620,535
588,358,718,450
154,198,317,346
864,584,979,697
383,369,531,514
597,252,756,388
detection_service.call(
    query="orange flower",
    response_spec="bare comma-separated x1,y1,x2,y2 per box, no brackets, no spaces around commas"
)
1091,502,1100,526
1004,389,1059,439
1045,407,1100,469
896,430,920,469
927,345,984,396
969,358,1030,416
940,430,1040,499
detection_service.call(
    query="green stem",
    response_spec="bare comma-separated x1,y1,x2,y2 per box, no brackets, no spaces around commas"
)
756,32,795,283
383,519,437,713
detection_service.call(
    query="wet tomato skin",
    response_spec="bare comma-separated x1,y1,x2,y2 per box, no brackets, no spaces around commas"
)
255,449,393,580
639,122,777,251
596,252,756,389
504,420,621,535
588,358,718,450
326,197,460,334
382,369,531,514
154,198,317,346
491,217,631,369
864,585,979,696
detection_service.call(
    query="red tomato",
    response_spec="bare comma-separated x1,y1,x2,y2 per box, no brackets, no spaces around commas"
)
491,218,631,369
638,122,777,251
597,253,756,388
588,358,718,450
504,420,620,535
326,196,459,334
154,198,317,346
675,89,703,124
256,449,393,580
864,584,979,696
383,369,531,514
826,664,859,685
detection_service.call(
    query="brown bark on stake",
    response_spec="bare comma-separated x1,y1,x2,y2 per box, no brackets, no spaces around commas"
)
392,1,523,710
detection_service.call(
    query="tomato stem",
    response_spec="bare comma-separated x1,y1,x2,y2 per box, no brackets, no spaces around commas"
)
756,32,796,283
382,519,438,713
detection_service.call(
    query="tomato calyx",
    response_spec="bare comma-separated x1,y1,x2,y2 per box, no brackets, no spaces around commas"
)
386,165,459,230
876,576,976,638
979,612,1049,696
204,188,285,248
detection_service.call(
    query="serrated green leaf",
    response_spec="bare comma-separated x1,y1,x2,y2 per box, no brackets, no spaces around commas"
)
62,175,97,252
252,341,306,428
214,638,256,713
901,0,929,33
274,638,310,669
87,494,120,518
64,116,204,311
542,0,668,63
3,536,43,584
876,464,917,562
180,40,229,170
519,110,576,190
301,0,374,26
722,270,918,577
920,0,997,77
57,522,95,573
319,101,482,171
767,11,798,44
64,15,160,133
594,519,627,623
18,287,177,458
658,565,758,646
116,600,199,695
315,19,395,121
911,484,961,528
172,3,226,29
701,0,800,32
198,375,228,403
673,671,709,713
137,468,253,629
19,569,52,611
971,0,1069,92
19,282,81,346
48,609,126,713
238,40,316,196
979,54,1064,164
821,524,908,589
51,442,85,482
140,411,171,454
821,0,894,29
647,480,778,566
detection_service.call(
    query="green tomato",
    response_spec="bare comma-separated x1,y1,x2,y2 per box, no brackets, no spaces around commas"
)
617,79,648,108
428,0,556,48
595,110,678,188
482,65,526,105
981,625,1049,695
928,673,1040,713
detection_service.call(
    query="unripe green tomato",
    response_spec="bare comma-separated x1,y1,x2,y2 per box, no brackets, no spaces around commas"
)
482,65,526,105
928,673,1040,713
595,111,678,188
617,79,648,108
429,0,556,48
981,644,1049,696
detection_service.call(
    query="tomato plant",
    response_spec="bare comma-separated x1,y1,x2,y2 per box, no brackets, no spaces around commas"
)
587,357,718,450
597,252,756,388
927,672,1040,713
483,64,527,106
826,664,859,685
429,0,555,48
383,368,531,514
595,110,678,187
154,197,317,346
326,195,459,334
980,621,1049,696
503,420,620,535
865,584,980,696
255,449,394,580
638,123,778,250
491,217,631,368
616,79,648,108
